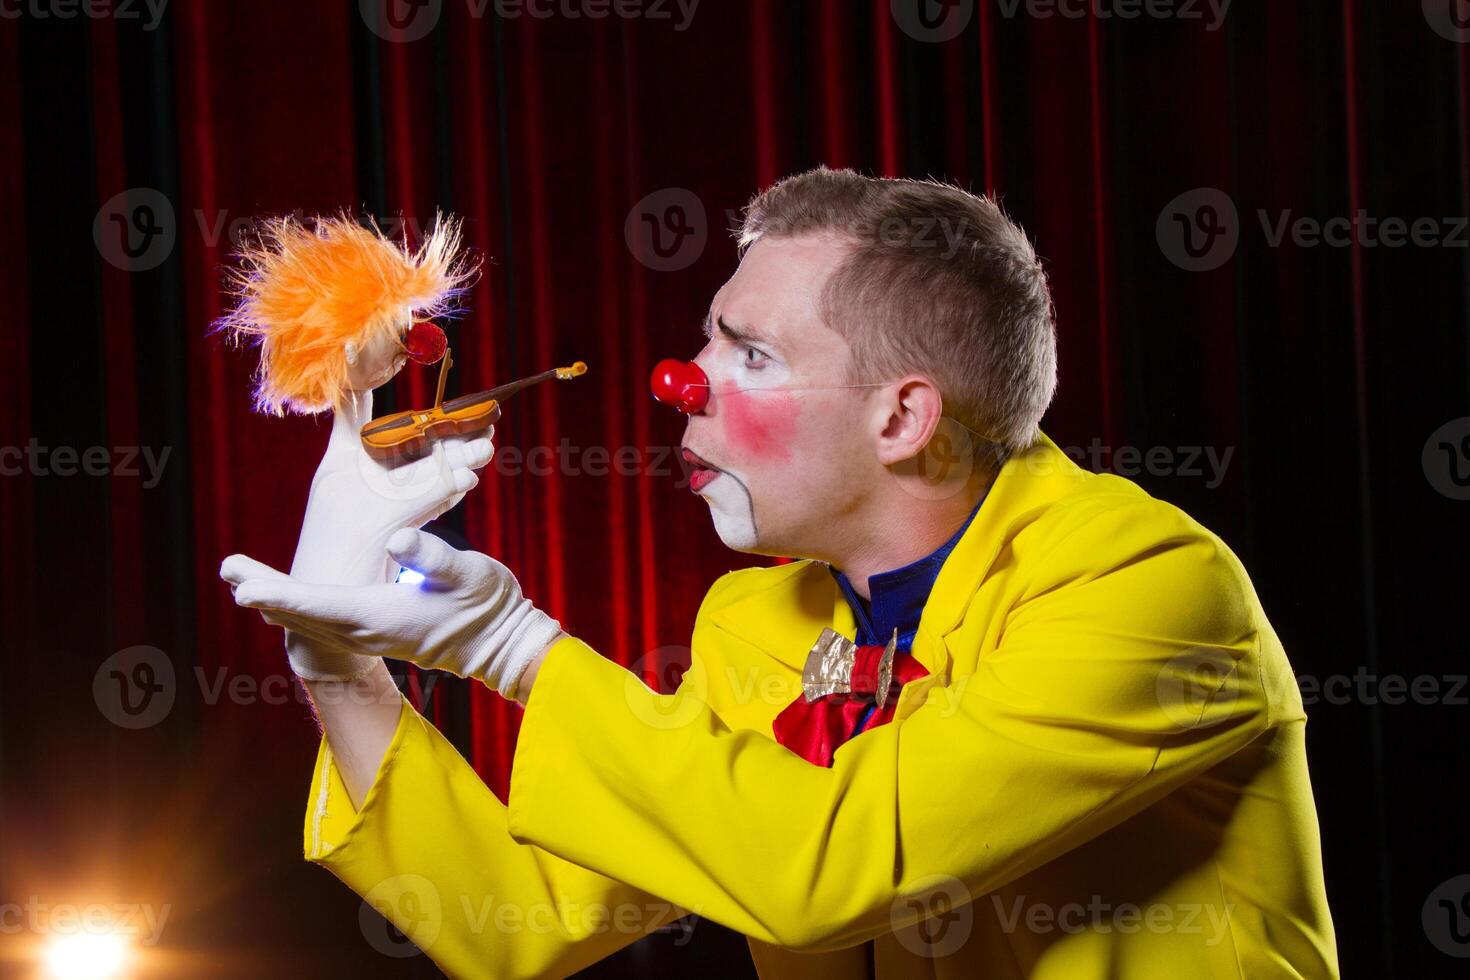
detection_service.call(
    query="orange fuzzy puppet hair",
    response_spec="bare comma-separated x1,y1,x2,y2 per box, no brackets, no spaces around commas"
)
218,211,477,415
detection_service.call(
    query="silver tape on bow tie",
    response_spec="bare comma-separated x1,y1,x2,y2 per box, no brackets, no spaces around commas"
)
801,627,900,707
802,628,857,703
874,629,897,710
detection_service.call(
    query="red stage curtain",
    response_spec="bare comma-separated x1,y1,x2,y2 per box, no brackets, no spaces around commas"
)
4,3,1468,975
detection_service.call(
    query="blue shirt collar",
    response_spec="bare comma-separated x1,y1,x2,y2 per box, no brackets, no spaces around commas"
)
827,495,985,649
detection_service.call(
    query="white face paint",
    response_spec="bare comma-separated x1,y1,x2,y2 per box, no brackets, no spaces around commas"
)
699,470,758,551
679,235,868,560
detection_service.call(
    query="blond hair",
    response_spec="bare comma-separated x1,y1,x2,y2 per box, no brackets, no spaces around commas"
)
738,168,1057,453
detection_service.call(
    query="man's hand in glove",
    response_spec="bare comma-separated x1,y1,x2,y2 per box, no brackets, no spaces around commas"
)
220,527,566,701
256,388,495,681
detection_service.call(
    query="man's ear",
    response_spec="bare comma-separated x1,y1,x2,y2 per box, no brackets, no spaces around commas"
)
344,341,360,367
874,376,945,466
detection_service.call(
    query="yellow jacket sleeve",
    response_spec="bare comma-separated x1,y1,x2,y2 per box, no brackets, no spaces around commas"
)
304,696,688,978
505,498,1275,952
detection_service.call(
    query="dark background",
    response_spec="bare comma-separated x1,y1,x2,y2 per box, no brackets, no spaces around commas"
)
2,0,1467,976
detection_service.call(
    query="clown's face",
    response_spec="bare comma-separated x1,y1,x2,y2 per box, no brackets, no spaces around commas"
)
680,233,886,558
344,310,414,392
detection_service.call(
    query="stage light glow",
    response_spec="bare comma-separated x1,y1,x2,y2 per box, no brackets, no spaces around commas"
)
45,933,128,979
397,568,425,586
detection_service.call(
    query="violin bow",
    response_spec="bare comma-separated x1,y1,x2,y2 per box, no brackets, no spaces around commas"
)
441,361,588,414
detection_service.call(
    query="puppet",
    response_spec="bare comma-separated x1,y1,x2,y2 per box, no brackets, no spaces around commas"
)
219,210,585,457
219,211,471,416
217,211,585,681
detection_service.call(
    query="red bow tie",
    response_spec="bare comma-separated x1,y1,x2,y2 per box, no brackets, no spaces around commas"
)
772,629,930,767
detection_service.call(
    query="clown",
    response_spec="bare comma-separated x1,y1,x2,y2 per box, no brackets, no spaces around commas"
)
222,171,1338,978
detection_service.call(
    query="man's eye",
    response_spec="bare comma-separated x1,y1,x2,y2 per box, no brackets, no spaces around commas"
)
742,346,769,367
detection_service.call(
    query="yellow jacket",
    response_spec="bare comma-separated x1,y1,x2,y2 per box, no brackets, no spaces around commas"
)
304,434,1339,978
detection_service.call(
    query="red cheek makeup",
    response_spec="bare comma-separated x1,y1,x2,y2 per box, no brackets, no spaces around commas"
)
723,381,798,461
653,358,803,466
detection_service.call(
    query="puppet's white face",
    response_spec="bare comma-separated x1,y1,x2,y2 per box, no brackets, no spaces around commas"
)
344,310,413,391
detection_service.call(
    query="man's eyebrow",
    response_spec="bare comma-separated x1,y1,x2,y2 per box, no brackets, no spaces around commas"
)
702,314,772,347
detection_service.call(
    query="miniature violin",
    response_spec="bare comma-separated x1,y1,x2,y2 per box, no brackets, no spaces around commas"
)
360,349,587,460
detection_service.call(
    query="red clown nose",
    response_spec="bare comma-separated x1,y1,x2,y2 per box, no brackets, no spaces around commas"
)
650,358,710,414
403,321,448,365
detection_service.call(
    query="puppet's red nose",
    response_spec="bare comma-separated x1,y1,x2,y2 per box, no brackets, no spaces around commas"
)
650,358,710,414
404,321,448,365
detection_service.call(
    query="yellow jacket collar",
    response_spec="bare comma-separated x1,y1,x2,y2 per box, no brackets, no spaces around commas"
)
709,432,1089,676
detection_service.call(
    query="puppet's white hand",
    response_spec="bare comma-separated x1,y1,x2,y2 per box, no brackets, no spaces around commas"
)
283,389,495,680
222,528,565,699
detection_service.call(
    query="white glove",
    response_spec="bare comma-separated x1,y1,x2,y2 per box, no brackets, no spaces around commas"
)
220,527,567,699
277,389,494,681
